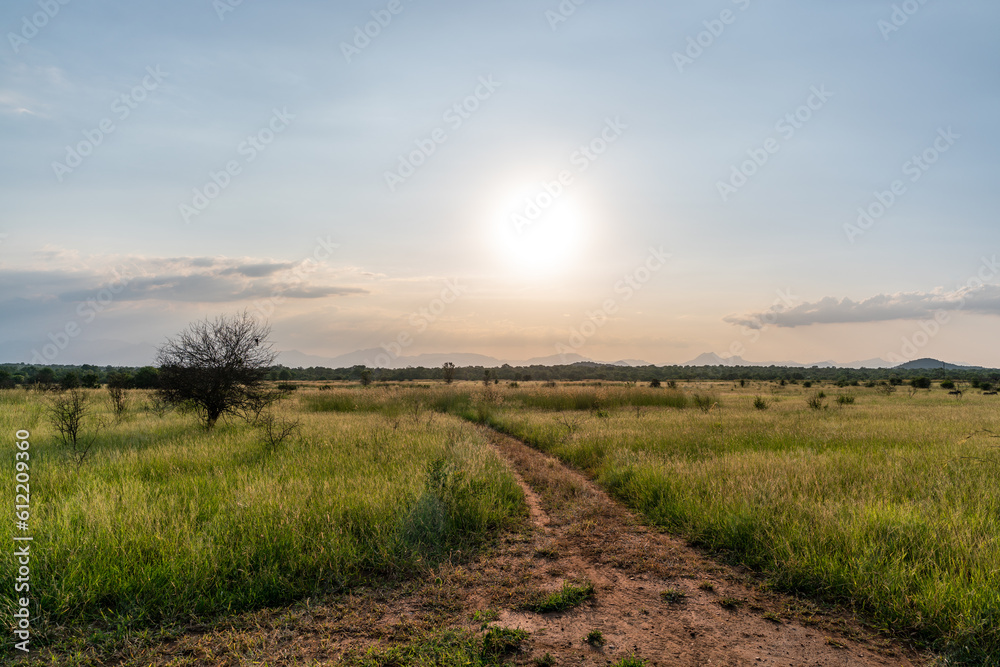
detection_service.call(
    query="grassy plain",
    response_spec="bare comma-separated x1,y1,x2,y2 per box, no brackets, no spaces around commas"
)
3,380,998,663
471,381,1000,663
0,387,523,657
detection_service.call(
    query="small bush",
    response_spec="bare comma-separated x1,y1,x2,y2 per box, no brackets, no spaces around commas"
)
649,378,661,388
875,382,896,396
585,629,606,646
807,394,826,410
836,395,855,405
691,394,717,412
802,381,812,388
107,371,133,419
258,412,301,449
912,377,931,389
940,380,955,390
47,389,101,467
145,396,173,418
752,396,768,410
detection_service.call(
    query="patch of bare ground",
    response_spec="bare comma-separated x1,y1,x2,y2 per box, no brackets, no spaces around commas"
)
97,426,934,666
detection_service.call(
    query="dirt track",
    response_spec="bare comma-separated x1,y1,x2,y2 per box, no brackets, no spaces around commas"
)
136,425,932,666
473,426,929,666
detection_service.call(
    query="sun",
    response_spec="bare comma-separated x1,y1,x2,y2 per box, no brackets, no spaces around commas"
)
490,188,587,275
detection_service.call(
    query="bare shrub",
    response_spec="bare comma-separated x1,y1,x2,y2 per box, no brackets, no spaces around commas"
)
47,389,101,468
258,412,301,450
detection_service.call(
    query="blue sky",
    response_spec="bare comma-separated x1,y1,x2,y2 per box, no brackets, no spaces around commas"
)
2,0,999,367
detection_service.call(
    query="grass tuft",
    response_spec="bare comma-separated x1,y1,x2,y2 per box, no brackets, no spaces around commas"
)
481,627,529,657
660,588,687,603
527,580,595,613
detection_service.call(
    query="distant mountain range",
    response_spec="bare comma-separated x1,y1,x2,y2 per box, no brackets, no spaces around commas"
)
275,348,635,369
0,338,985,371
893,357,979,370
275,349,983,370
679,352,896,369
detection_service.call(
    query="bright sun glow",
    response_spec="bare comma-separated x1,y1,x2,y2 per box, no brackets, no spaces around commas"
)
491,187,588,275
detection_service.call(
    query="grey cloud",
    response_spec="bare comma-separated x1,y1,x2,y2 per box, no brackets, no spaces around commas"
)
725,285,1000,329
2,256,368,306
221,262,297,278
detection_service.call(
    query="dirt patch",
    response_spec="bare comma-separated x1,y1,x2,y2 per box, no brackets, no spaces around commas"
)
110,426,933,666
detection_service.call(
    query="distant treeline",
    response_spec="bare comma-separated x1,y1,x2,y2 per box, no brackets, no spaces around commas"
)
4,361,998,389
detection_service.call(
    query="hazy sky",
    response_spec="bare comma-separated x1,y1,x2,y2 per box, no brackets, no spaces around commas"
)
2,0,999,367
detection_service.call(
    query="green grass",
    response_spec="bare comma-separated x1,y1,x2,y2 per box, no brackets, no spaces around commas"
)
481,626,529,657
526,580,595,613
347,627,527,666
301,382,689,415
477,384,1000,663
533,653,555,666
8,381,1000,664
0,388,524,654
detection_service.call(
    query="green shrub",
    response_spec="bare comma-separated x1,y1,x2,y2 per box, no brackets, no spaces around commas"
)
691,394,716,412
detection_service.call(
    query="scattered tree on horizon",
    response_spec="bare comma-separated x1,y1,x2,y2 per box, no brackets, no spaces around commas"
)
155,311,278,428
